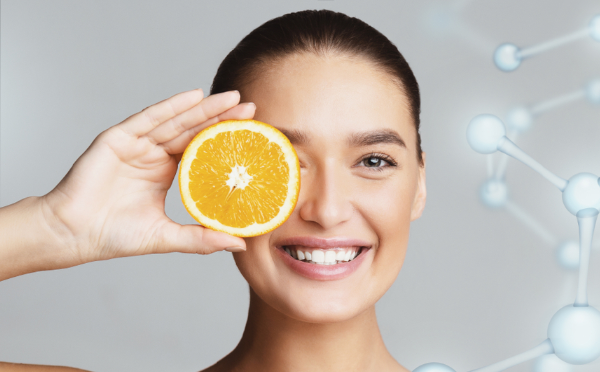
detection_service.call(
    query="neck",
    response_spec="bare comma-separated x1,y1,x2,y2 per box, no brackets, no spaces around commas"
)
211,288,407,372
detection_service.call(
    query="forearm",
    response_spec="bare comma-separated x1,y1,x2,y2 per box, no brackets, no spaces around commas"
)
0,362,90,371
0,196,78,281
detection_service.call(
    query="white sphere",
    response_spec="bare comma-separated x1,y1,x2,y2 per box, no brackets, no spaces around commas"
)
556,240,579,270
589,14,600,42
494,43,522,72
506,106,533,133
585,78,600,105
562,173,600,216
480,179,509,208
413,363,456,372
467,114,506,154
533,354,573,372
548,305,600,364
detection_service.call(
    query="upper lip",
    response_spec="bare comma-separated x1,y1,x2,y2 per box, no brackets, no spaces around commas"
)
275,236,372,249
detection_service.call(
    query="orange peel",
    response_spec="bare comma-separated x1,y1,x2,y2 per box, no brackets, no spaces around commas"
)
179,119,300,237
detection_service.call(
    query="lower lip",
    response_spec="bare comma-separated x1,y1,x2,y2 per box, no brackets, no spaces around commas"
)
275,246,371,281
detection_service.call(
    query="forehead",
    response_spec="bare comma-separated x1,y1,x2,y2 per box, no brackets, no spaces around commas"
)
243,53,415,148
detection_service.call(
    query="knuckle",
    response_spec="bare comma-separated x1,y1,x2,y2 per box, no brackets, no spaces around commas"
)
158,142,173,154
171,117,187,135
186,125,202,142
141,108,161,128
100,126,123,140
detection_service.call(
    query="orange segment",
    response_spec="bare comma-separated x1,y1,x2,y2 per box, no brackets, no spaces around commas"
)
179,120,300,237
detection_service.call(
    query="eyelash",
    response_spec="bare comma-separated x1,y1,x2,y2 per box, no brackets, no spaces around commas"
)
356,152,398,171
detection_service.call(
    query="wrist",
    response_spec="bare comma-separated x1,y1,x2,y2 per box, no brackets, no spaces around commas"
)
0,195,80,281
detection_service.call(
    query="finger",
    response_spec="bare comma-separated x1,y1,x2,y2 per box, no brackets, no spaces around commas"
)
152,220,246,255
119,89,205,136
160,102,256,154
143,90,242,145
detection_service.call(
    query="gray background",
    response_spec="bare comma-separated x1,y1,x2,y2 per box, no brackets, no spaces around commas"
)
1,0,599,371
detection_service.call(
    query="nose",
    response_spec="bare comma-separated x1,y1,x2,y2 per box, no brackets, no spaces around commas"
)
298,160,354,229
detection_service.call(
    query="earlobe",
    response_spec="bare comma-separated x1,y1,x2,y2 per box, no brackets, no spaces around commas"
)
410,152,427,221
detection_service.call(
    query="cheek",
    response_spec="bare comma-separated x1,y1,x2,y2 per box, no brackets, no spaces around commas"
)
359,174,416,235
233,234,273,290
358,173,416,281
230,168,419,322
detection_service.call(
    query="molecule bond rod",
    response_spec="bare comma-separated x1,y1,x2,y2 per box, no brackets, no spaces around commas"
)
574,208,599,307
497,137,568,191
505,201,558,246
468,339,554,372
487,154,494,179
530,89,586,116
519,28,590,59
493,132,520,181
494,154,508,180
492,132,519,181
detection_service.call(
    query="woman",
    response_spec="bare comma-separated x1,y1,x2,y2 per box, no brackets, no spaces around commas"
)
0,10,425,372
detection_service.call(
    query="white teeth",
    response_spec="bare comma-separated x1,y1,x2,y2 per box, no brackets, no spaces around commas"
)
324,250,337,264
344,250,352,261
311,250,325,263
284,247,365,264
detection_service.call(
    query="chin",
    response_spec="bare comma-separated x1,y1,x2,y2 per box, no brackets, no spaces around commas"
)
235,252,381,324
234,233,404,324
270,282,374,323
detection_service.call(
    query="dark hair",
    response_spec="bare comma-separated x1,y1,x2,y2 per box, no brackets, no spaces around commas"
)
211,9,423,165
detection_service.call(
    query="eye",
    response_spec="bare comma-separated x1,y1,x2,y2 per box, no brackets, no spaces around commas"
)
356,153,397,171
363,157,386,167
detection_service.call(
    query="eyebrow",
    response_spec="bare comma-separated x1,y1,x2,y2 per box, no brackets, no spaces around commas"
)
277,127,406,149
277,128,310,146
347,129,406,149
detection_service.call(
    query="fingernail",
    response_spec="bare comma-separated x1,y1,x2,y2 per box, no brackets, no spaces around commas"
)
225,246,246,252
247,102,256,108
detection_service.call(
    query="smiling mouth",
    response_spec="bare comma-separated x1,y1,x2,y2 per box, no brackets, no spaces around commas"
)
281,246,367,265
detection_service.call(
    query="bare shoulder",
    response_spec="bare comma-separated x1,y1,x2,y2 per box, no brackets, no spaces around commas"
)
0,362,91,372
198,359,233,372
197,349,242,372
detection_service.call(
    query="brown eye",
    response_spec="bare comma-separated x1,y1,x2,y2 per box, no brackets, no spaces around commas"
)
363,156,386,167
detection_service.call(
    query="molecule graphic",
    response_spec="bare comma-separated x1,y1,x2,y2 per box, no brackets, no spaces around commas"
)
482,77,600,271
504,78,600,141
494,14,600,71
413,14,600,372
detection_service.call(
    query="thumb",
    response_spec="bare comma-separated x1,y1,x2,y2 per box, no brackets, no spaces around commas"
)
152,220,246,255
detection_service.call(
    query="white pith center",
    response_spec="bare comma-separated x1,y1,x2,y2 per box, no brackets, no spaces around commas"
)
226,165,253,190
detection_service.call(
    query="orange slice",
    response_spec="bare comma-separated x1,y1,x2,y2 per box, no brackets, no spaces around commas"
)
179,119,300,237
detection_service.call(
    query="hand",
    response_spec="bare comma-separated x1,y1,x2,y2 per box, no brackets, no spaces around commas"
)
41,89,254,267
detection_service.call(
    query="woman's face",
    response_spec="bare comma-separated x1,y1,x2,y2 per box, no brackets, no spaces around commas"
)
234,53,426,323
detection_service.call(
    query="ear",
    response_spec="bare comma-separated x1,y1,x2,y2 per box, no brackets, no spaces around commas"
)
410,152,427,221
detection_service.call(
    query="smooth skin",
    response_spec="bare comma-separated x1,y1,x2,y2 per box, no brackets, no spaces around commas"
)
0,53,426,372
206,53,426,372
0,89,253,282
